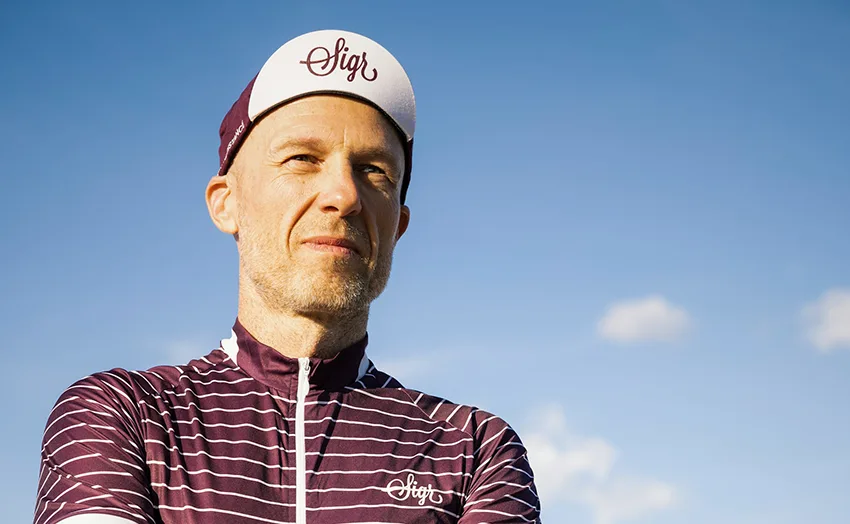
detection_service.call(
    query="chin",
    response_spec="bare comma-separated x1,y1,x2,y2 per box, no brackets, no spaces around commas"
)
292,271,372,313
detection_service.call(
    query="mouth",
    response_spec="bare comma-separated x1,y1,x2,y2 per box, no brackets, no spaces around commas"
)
301,236,363,257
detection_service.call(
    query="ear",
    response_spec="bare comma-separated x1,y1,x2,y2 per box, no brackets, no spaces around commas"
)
396,204,410,241
205,175,238,235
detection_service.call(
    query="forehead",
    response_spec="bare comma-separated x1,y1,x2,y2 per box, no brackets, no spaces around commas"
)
253,95,404,151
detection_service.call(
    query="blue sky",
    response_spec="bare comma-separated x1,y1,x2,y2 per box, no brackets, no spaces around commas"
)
1,1,848,522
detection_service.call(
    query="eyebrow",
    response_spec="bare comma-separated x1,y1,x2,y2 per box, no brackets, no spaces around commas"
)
267,136,328,155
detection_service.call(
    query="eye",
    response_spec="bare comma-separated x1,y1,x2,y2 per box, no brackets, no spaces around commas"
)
286,154,316,164
357,164,386,175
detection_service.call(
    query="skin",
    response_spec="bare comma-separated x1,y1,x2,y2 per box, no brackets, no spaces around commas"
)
205,95,410,359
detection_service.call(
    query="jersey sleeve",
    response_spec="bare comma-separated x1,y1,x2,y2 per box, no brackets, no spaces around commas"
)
459,413,542,523
34,372,158,524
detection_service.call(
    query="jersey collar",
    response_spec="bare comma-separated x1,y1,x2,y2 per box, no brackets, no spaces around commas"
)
221,319,370,392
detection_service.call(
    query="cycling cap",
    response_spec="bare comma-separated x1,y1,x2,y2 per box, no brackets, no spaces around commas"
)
217,29,416,203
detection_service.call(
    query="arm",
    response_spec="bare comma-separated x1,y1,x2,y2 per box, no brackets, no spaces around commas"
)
34,373,157,524
460,415,541,523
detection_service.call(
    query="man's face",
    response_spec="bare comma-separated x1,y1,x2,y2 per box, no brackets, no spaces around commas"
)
212,95,410,316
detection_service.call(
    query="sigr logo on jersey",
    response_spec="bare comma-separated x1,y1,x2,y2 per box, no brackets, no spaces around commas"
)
299,37,378,83
385,473,444,505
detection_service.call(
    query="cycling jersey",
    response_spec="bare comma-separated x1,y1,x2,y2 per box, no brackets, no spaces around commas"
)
35,321,541,523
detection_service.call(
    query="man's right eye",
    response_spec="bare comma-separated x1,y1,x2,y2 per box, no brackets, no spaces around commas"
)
287,154,315,163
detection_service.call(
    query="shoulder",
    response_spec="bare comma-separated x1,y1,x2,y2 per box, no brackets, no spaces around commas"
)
401,390,518,443
49,348,235,418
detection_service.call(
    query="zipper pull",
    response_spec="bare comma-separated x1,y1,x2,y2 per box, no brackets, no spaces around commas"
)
298,358,311,396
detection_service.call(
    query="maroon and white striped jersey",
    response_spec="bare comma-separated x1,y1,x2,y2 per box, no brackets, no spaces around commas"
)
35,321,541,523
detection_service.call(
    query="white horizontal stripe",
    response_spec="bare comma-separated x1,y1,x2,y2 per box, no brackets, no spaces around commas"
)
346,388,423,408
305,484,463,497
429,399,445,418
57,452,100,469
142,416,284,433
483,457,533,480
315,451,472,462
305,502,459,518
146,440,296,469
461,410,477,432
41,500,66,524
75,493,113,504
177,375,255,387
52,482,82,506
156,505,293,524
57,513,139,524
504,492,539,510
147,462,292,489
41,475,62,499
145,435,292,451
147,388,295,404
311,416,463,436
99,379,134,404
185,365,236,377
76,470,135,478
127,370,158,392
471,480,535,496
151,483,296,507
311,467,472,479
474,426,511,455
165,402,283,416
89,424,119,431
480,456,518,476
44,439,113,461
473,415,500,435
51,394,82,412
109,487,151,501
108,457,143,472
313,400,449,427
145,430,469,451
318,433,471,448
445,404,464,424
464,507,535,522
45,409,113,437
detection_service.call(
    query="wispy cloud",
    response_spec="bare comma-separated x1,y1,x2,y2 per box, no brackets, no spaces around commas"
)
524,404,676,523
161,337,212,364
377,355,438,382
802,288,850,353
597,295,691,343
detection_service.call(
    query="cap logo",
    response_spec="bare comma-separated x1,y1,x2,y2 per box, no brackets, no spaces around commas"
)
299,37,378,83
225,120,246,158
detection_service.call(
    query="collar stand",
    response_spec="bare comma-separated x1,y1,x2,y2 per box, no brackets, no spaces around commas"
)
228,319,369,392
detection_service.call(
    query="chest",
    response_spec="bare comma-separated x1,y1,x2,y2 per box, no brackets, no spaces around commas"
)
141,389,472,523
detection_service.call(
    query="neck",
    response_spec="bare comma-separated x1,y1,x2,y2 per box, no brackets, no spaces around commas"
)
237,289,369,360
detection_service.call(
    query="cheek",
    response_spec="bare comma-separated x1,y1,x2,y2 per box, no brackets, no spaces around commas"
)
373,202,401,246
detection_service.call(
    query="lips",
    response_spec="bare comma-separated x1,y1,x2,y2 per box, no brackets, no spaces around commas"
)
301,236,364,257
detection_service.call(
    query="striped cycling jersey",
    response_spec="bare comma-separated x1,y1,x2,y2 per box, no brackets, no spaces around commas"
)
35,321,541,523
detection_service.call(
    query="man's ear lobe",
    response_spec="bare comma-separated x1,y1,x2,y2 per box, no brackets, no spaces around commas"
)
205,175,238,235
396,205,410,240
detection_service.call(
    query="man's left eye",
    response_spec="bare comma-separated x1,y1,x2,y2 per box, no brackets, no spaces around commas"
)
358,164,386,175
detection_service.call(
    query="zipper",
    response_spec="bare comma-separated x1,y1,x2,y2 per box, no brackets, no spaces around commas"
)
295,357,310,524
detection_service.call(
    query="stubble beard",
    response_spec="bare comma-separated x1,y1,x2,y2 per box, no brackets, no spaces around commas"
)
238,226,395,317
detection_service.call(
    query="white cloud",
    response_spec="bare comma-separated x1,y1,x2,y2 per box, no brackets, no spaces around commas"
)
378,355,437,382
524,404,676,524
802,288,850,353
597,295,691,343
162,337,211,364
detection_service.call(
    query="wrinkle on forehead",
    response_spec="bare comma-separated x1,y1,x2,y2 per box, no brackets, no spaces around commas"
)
257,96,404,160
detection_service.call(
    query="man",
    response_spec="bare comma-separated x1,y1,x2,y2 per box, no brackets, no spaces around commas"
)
35,30,540,523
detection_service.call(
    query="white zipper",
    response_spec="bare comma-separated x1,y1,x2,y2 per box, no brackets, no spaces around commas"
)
295,357,310,524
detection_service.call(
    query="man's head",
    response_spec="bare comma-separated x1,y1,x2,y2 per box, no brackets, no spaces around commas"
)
205,30,415,318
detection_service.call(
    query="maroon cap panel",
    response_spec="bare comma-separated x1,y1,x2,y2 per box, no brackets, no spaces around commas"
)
217,75,257,177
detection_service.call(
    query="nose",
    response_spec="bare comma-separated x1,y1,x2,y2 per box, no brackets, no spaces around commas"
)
315,156,363,217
